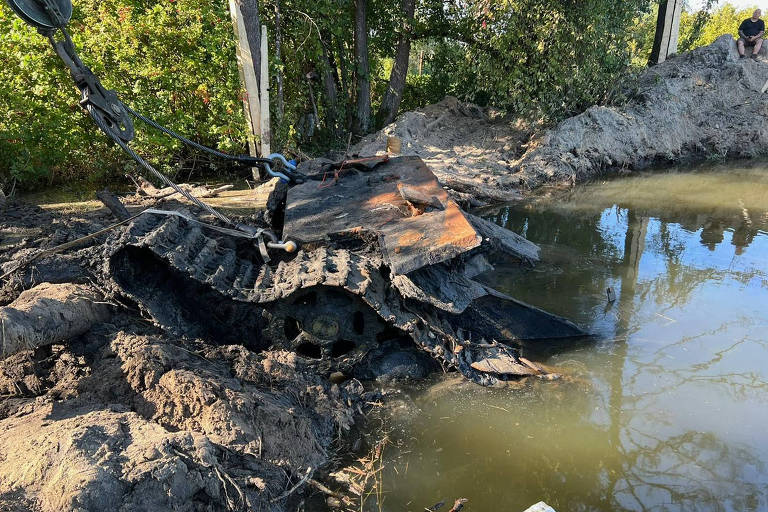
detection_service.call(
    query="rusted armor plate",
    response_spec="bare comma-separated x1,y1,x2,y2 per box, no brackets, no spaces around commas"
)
283,156,481,275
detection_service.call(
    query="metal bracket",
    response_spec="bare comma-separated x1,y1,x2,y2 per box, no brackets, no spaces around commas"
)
47,29,135,143
6,0,71,30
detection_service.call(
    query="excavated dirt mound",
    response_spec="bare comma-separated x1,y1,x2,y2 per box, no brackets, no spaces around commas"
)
352,96,532,203
357,36,768,198
0,322,367,511
509,35,768,189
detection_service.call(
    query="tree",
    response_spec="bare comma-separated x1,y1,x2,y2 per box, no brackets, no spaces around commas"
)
3,0,669,187
352,0,371,136
376,0,416,128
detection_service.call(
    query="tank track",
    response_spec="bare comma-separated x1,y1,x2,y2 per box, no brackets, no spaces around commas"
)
102,213,545,385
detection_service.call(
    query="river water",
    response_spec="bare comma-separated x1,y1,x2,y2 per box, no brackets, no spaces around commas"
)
376,162,768,512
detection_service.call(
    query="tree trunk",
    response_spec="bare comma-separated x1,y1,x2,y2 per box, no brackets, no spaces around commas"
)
274,0,285,121
335,32,350,99
352,0,371,136
377,0,416,128
319,30,340,135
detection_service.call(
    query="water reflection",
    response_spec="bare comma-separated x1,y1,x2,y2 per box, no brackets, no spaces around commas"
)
378,165,768,512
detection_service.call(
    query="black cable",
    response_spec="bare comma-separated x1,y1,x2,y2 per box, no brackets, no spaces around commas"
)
124,105,275,166
90,106,234,226
125,104,310,184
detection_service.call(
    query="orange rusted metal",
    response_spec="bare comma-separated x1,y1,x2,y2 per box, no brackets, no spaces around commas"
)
283,156,481,274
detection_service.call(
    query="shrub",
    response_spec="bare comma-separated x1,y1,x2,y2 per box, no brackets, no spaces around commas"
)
0,0,247,190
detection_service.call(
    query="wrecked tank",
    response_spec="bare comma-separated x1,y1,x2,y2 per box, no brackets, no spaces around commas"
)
2,0,585,386
105,155,586,386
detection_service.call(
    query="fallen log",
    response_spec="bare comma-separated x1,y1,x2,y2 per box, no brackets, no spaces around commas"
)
0,283,111,359
134,176,233,199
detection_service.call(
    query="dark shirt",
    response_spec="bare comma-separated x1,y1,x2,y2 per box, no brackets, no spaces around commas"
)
740,18,765,38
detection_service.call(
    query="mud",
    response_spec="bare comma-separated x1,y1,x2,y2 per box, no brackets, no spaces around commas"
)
0,159,582,509
0,186,551,511
0,317,368,511
0,199,374,511
351,96,532,203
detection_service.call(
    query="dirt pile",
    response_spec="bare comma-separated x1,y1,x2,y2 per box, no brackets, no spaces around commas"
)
352,97,531,203
510,35,768,189
358,36,768,198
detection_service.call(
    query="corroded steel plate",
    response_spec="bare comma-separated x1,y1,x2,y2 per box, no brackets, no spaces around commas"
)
283,156,481,274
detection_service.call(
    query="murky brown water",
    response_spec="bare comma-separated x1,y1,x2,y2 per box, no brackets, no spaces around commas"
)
376,162,768,512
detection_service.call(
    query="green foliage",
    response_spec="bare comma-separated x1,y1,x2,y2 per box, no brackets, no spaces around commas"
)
0,0,246,189
408,0,651,121
400,73,449,113
683,3,759,48
8,0,733,189
629,2,761,67
627,5,657,67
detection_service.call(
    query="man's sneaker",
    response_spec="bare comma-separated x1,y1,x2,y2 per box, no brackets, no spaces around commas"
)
752,54,759,60
741,54,746,59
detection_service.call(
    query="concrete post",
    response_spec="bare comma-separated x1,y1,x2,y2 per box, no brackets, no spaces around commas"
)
649,0,683,65
260,27,271,157
228,0,262,157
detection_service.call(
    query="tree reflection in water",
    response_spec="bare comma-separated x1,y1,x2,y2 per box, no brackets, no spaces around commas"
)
488,184,768,511
380,167,768,512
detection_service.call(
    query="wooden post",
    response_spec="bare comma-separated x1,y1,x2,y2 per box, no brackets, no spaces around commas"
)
418,49,424,76
260,26,271,156
228,0,262,156
649,0,683,65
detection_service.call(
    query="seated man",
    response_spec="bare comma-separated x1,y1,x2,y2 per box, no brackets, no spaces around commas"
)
738,9,765,59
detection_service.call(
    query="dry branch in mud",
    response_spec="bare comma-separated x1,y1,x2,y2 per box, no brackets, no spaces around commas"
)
133,175,234,199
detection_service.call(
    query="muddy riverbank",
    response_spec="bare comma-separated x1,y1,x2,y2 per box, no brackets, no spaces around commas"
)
0,197,378,511
0,168,565,511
